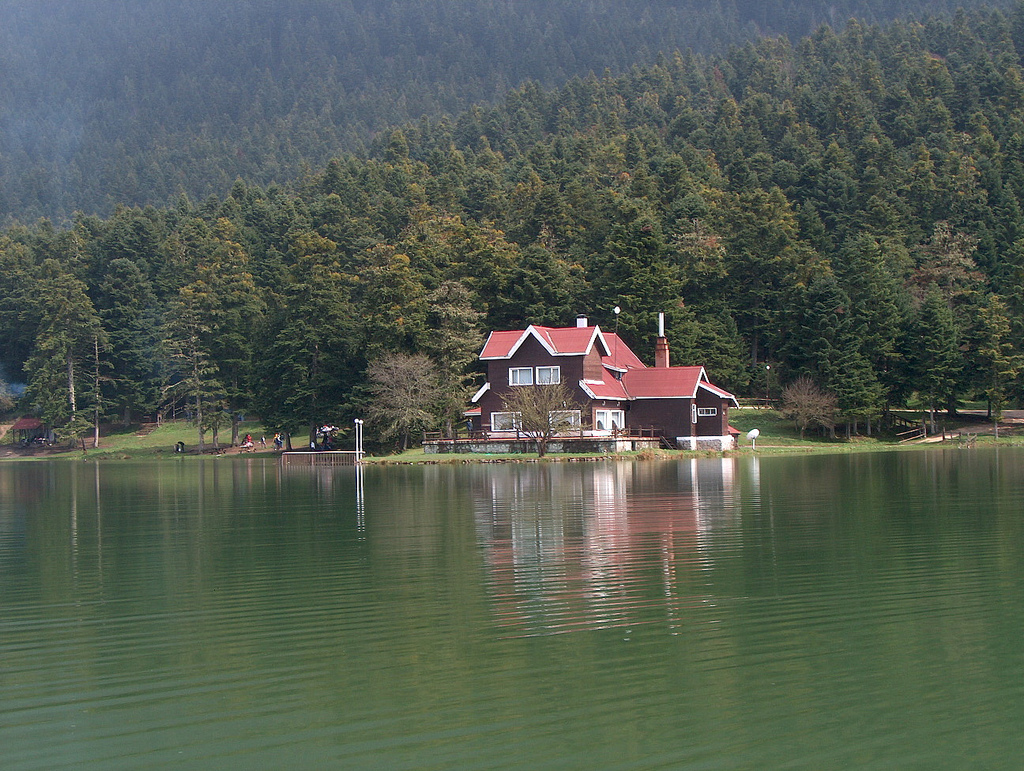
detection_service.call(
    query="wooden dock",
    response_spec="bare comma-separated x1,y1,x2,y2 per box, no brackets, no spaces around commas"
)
280,451,362,466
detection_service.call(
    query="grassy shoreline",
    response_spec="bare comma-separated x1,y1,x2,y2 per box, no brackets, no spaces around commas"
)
2,409,1020,463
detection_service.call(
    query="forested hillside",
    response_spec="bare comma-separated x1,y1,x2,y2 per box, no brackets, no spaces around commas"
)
0,0,1013,222
3,7,1024,445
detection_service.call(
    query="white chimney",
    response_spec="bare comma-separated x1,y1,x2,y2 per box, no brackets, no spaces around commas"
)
576,315,588,328
655,312,670,368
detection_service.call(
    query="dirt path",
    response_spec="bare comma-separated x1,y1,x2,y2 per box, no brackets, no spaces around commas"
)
913,410,1024,443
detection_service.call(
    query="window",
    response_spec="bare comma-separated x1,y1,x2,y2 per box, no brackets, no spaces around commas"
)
536,366,561,384
508,367,533,386
549,410,581,433
491,411,521,431
697,407,718,417
595,409,625,431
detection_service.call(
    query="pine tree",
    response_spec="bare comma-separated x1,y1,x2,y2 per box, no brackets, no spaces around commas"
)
162,285,223,452
24,261,104,445
972,294,1020,437
914,283,963,431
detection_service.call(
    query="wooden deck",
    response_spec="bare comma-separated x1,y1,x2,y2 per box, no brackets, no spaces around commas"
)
422,436,663,454
280,450,363,466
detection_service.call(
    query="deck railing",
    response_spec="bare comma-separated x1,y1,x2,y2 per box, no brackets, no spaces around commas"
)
424,425,668,442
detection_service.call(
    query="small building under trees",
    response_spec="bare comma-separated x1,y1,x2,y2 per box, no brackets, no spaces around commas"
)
468,315,738,450
9,416,49,445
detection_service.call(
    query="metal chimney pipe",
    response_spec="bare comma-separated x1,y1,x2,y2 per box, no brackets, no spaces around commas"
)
655,312,670,368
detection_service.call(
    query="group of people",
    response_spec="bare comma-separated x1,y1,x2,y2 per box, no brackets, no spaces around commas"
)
172,432,287,454
242,433,285,451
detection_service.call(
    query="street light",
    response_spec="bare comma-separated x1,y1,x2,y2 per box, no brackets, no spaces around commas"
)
353,418,364,461
764,364,771,407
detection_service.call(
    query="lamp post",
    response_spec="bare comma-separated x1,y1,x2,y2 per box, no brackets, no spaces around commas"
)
353,418,364,462
764,364,771,408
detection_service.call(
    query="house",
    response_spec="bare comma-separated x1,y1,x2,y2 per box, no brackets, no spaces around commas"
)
470,314,738,450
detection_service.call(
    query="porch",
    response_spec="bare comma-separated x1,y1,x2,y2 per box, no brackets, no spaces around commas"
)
422,427,667,454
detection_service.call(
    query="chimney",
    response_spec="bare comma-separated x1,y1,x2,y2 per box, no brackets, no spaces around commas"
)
654,312,670,368
576,314,588,328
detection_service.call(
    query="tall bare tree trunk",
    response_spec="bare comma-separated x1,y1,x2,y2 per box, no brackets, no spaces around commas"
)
196,393,205,452
66,349,77,421
93,335,102,448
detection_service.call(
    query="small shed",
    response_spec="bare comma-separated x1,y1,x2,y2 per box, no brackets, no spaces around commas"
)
10,416,46,445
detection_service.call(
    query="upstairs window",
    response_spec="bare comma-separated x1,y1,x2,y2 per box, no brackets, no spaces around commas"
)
536,366,561,384
697,407,718,417
509,367,533,386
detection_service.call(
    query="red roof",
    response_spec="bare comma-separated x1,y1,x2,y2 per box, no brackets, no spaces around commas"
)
623,366,706,398
602,332,646,370
580,377,630,400
479,323,738,405
480,325,611,359
11,417,42,430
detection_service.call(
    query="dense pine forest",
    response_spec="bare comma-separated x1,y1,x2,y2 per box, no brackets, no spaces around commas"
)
4,4,1024,446
0,0,1014,222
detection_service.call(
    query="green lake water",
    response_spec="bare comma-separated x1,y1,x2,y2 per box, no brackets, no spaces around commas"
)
2,449,1024,769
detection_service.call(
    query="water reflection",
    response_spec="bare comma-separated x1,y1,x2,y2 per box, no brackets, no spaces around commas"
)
475,458,742,636
4,452,1024,769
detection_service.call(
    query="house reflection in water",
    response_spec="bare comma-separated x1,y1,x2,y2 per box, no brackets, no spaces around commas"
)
474,459,741,636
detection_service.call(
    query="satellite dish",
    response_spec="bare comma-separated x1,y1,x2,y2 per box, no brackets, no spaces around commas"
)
746,429,760,440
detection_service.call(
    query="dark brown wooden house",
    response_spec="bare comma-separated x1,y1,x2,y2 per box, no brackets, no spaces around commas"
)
471,315,738,450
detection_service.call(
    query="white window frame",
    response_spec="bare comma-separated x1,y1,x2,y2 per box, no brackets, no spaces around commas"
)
697,407,718,417
549,410,582,434
536,365,561,385
594,409,625,431
491,411,521,431
508,367,533,386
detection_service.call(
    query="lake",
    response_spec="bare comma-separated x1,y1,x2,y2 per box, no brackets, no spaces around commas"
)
2,449,1024,769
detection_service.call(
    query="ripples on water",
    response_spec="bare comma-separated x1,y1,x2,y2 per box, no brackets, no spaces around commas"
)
3,450,1024,769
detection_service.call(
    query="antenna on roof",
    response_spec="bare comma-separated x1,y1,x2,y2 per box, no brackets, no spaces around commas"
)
613,306,621,378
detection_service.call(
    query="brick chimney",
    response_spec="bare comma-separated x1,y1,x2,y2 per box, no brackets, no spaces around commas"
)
654,312,670,368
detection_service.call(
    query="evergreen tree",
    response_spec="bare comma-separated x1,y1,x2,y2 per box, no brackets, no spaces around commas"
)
417,281,483,436
24,261,104,444
162,284,222,451
914,283,963,430
971,294,1020,436
95,257,161,424
254,230,358,446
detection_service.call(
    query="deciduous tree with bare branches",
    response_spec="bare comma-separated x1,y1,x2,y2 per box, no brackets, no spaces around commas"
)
366,352,441,450
500,382,582,457
780,376,837,439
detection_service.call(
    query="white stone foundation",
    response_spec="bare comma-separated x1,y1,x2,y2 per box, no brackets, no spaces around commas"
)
675,435,736,451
